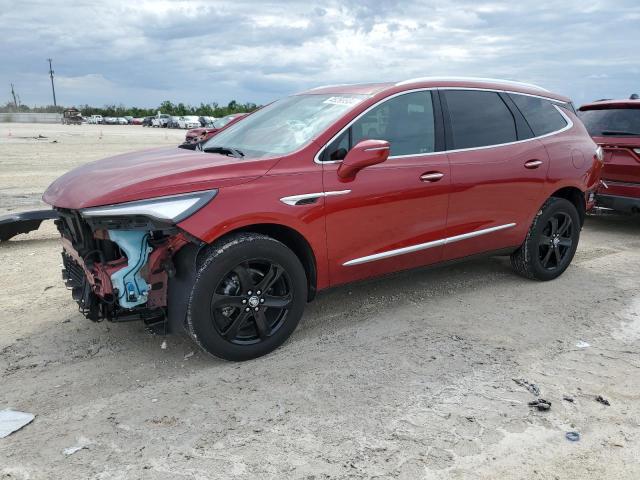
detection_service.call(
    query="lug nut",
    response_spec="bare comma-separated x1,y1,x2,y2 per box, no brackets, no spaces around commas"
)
242,299,247,304
254,307,259,311
260,298,264,303
256,290,261,295
245,307,250,312
248,290,252,295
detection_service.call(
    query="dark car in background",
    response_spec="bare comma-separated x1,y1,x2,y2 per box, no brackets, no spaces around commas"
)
579,95,640,214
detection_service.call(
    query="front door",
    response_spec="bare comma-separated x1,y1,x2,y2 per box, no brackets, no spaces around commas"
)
320,90,451,287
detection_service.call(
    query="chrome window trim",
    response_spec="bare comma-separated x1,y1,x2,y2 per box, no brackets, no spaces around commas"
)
280,190,351,206
343,223,516,266
313,87,574,165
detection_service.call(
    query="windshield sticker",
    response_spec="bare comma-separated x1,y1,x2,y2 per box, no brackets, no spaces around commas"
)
323,96,362,106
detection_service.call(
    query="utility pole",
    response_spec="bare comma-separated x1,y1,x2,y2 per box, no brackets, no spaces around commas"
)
47,58,57,107
10,83,18,108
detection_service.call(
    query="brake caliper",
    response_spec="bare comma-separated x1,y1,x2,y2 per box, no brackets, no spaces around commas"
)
108,230,152,309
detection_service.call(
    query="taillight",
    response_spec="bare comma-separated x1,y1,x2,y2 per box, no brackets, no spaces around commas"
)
595,146,604,163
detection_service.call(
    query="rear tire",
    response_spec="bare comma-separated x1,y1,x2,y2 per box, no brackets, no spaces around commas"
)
186,233,307,361
511,197,581,281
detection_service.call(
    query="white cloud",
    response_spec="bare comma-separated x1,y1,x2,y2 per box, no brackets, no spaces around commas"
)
1,0,639,107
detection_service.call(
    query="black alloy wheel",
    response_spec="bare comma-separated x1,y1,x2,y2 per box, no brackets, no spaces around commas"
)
537,212,574,271
211,260,293,345
187,233,307,361
511,197,581,281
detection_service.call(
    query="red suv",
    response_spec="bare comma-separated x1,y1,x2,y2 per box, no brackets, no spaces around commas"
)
43,78,602,361
578,96,640,214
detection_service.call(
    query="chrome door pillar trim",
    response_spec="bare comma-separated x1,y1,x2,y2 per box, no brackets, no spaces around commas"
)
343,223,516,266
280,190,351,206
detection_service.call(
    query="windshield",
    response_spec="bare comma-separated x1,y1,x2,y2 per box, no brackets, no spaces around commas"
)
212,115,238,129
202,94,369,158
579,108,640,136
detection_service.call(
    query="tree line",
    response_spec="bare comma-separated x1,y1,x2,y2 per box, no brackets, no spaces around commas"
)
0,100,260,117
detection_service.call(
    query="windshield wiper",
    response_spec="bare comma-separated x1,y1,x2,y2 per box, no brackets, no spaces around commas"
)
601,130,640,136
202,145,245,158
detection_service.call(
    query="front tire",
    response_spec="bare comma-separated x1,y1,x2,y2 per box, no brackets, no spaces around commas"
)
511,197,581,281
187,233,307,361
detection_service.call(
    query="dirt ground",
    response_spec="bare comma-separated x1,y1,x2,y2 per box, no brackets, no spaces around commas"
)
1,123,639,479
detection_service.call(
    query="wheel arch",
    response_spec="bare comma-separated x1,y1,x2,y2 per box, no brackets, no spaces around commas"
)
200,223,318,302
549,186,586,226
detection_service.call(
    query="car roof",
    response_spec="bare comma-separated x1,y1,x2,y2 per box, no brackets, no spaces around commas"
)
299,77,569,103
579,99,640,111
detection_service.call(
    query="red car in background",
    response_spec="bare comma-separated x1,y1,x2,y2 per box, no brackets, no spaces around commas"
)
183,113,248,146
43,78,602,361
578,95,640,214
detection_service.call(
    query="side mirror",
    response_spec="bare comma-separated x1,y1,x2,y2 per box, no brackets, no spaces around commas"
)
337,139,390,178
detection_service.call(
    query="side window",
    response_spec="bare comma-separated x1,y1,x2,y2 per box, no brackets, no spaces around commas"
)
324,91,435,159
444,90,517,149
352,91,435,156
509,94,568,136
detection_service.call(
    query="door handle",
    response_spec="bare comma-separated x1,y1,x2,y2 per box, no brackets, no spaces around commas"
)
524,160,543,169
420,172,444,182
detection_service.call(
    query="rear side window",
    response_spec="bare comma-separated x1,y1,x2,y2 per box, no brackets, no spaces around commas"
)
510,94,568,136
444,90,517,149
578,108,640,137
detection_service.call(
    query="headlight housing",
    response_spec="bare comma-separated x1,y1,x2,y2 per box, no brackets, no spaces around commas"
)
81,189,217,223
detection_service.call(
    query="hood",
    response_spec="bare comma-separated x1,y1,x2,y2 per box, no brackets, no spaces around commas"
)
43,146,279,209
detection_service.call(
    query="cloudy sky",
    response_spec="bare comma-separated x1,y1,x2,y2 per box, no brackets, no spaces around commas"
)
1,0,638,108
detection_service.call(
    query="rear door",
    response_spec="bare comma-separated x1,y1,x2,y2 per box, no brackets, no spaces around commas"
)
440,89,549,261
321,90,451,287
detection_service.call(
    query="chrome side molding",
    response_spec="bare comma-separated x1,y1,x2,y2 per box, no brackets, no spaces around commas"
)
280,190,351,206
343,223,516,266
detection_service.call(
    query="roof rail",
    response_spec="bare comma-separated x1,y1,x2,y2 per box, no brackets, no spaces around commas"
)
306,83,352,91
395,76,550,92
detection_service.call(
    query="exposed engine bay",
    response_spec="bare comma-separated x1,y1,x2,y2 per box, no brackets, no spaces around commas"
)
55,209,190,326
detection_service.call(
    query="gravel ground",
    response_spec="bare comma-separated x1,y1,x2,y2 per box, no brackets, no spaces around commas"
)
1,123,639,479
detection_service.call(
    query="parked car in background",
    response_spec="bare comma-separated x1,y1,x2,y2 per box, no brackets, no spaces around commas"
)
87,115,103,125
131,118,144,125
184,113,248,145
579,95,640,214
42,77,602,361
124,116,133,124
116,117,128,125
103,117,118,125
151,114,170,128
167,116,182,128
178,116,201,129
142,116,154,127
62,107,83,125
199,116,217,127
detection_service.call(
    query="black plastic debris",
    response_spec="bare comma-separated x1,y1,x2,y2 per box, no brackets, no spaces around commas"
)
528,398,551,411
563,395,575,403
513,378,541,396
596,395,611,406
566,431,580,442
0,209,59,242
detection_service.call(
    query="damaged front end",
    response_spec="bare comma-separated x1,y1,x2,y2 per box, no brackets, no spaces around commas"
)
55,190,216,328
